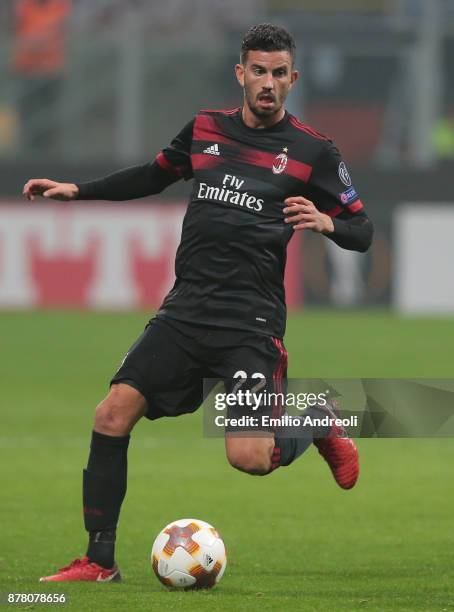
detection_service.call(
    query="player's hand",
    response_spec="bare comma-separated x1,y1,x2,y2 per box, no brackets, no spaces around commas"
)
22,178,79,202
283,196,334,234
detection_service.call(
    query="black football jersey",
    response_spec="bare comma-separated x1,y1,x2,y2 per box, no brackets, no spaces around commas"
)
155,107,369,338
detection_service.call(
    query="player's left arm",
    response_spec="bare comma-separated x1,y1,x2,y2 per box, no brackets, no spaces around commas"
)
283,142,373,252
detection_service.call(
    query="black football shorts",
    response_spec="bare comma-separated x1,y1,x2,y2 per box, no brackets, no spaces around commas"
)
110,316,288,425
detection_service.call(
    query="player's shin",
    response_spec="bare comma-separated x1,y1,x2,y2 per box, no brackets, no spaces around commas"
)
83,431,130,568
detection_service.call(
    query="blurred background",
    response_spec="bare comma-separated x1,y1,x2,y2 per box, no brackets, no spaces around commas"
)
1,0,453,312
2,5,454,605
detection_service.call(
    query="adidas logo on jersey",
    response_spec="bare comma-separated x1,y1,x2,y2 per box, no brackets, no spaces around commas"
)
203,144,220,156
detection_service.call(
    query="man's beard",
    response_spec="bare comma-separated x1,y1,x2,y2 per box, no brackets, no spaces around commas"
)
245,90,283,118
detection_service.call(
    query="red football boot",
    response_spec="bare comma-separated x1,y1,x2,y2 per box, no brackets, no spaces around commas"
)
313,401,359,490
39,557,121,582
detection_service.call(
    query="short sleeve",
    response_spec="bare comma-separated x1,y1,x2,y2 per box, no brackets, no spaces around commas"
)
155,119,194,181
308,141,364,218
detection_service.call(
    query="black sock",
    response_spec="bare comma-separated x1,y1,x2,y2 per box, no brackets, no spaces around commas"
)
83,431,130,568
273,406,332,467
86,529,117,569
272,436,311,468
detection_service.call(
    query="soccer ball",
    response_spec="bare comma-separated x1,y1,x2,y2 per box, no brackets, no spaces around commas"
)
151,518,227,589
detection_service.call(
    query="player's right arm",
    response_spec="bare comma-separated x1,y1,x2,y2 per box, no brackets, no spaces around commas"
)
23,120,194,202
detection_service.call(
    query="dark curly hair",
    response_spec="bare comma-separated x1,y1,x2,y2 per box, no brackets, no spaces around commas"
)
241,24,296,65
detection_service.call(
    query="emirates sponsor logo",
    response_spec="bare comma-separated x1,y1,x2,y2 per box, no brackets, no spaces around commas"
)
197,173,264,212
197,182,263,212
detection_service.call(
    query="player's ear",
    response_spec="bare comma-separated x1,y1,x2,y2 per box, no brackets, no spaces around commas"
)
289,70,299,89
235,63,245,87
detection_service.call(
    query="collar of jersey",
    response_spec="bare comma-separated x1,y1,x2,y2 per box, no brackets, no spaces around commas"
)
234,108,290,133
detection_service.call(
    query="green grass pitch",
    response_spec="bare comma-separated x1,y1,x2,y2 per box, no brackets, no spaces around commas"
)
1,310,453,611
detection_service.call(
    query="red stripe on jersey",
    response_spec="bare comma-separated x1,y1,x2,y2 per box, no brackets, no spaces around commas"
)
326,204,344,218
347,199,364,213
289,116,330,141
193,115,234,145
156,151,175,173
156,151,185,177
286,157,313,182
270,338,287,472
238,148,312,183
194,113,312,182
191,152,224,170
200,106,241,115
271,337,288,419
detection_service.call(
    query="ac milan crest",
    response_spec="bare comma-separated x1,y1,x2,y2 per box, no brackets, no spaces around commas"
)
272,148,288,174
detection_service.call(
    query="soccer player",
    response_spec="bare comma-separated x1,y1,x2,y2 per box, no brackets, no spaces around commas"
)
24,24,373,582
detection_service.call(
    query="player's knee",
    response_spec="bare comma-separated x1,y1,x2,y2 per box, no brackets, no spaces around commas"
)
94,384,146,435
94,397,131,436
227,447,271,476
